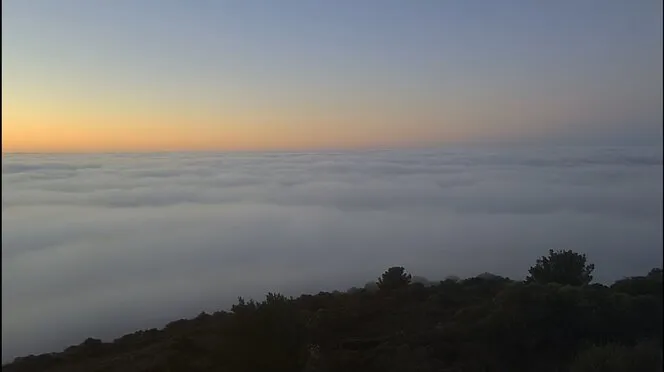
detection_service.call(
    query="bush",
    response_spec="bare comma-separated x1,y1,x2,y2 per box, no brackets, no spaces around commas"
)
526,249,594,286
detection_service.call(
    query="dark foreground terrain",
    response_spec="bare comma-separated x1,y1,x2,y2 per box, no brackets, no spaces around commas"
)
3,250,662,372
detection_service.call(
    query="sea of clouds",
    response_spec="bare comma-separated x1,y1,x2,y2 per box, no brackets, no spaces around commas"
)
2,144,663,361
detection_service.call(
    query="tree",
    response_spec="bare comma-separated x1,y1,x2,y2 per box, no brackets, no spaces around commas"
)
377,266,412,291
647,268,662,279
611,267,663,297
526,249,594,286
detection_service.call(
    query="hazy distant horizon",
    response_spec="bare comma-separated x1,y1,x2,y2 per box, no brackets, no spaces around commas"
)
3,144,662,361
3,133,662,155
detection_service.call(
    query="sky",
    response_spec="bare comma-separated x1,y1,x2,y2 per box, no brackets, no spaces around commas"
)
2,0,662,152
2,145,662,360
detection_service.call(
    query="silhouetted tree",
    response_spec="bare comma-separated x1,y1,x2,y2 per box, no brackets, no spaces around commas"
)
648,268,662,278
526,249,594,286
611,268,663,297
377,266,412,291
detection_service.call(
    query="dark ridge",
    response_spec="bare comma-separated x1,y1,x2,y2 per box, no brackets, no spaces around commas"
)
3,251,662,372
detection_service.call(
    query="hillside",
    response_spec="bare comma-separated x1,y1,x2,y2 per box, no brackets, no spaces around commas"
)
3,250,662,372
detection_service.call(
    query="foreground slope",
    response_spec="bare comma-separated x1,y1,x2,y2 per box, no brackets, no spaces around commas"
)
3,261,662,372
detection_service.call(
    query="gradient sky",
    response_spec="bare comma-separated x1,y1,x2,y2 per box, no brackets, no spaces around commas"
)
2,0,662,152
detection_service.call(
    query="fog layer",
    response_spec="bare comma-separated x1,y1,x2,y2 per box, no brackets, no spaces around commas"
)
2,145,662,360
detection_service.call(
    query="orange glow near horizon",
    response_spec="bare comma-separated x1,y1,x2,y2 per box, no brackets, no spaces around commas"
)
1,109,454,153
0,92,475,153
0,96,624,153
2,56,657,153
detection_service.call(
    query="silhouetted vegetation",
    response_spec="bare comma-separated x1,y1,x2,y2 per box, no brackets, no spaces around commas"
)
3,251,662,372
377,266,412,291
526,249,595,286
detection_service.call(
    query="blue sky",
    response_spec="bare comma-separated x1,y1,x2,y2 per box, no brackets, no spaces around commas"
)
2,0,662,151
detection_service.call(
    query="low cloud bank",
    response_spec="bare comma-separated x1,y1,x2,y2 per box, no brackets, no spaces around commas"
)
2,145,662,361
